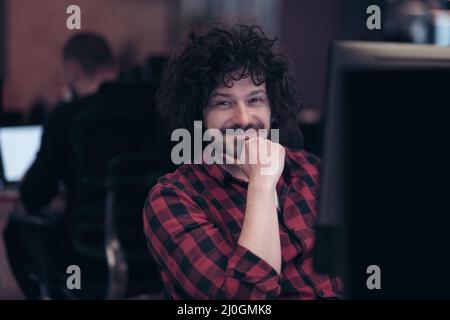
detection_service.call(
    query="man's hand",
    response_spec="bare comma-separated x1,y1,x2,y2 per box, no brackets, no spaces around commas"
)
235,137,284,274
236,137,286,188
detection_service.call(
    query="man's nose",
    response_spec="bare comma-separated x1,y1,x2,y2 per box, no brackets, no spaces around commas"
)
233,102,251,127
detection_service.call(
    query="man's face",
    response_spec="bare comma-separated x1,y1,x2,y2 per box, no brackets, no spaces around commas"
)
203,75,271,159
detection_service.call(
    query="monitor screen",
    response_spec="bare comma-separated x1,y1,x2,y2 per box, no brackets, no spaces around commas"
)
315,41,450,299
344,68,450,298
0,125,42,183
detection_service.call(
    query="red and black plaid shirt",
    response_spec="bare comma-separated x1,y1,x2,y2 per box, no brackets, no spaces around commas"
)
143,149,342,299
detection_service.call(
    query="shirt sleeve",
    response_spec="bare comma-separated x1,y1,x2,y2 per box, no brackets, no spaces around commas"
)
20,108,65,213
143,186,281,300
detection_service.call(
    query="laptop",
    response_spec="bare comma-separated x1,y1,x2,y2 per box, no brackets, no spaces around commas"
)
0,125,42,187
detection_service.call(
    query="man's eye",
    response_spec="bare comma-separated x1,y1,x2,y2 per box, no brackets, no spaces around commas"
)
249,97,263,104
216,101,231,107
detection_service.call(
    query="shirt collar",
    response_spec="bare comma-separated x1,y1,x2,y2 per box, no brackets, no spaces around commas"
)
203,163,246,187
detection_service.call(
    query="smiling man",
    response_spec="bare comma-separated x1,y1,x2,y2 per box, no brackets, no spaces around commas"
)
143,24,342,299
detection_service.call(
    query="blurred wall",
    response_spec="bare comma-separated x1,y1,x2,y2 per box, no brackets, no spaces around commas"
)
4,0,381,115
4,0,169,111
281,0,339,116
281,0,387,117
0,0,5,80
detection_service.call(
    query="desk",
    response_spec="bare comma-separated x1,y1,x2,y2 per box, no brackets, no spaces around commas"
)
0,189,25,299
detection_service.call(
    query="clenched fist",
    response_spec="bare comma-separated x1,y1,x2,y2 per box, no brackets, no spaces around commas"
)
235,137,286,188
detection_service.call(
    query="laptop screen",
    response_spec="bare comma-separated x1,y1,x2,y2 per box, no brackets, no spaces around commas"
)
0,125,42,183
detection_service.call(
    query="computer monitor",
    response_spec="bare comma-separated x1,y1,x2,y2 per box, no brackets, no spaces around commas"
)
0,125,42,185
314,41,450,299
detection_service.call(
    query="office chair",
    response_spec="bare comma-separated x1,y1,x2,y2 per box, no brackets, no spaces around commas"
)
104,153,167,299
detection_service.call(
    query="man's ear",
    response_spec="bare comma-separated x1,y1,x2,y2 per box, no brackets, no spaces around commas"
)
64,60,82,82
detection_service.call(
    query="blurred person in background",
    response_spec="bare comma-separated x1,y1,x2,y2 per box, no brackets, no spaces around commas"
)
4,32,117,299
20,32,117,213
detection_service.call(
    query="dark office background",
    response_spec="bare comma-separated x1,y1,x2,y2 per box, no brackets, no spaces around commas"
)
0,0,448,300
0,0,390,117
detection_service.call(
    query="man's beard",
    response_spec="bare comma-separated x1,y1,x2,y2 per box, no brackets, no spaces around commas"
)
220,123,268,161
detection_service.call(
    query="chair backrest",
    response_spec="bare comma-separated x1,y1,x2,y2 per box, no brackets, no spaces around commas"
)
71,81,167,185
105,153,167,297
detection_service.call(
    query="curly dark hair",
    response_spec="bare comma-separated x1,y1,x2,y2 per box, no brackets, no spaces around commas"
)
157,23,303,147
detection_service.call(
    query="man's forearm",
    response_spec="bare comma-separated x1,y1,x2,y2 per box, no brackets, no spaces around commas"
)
238,181,282,274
